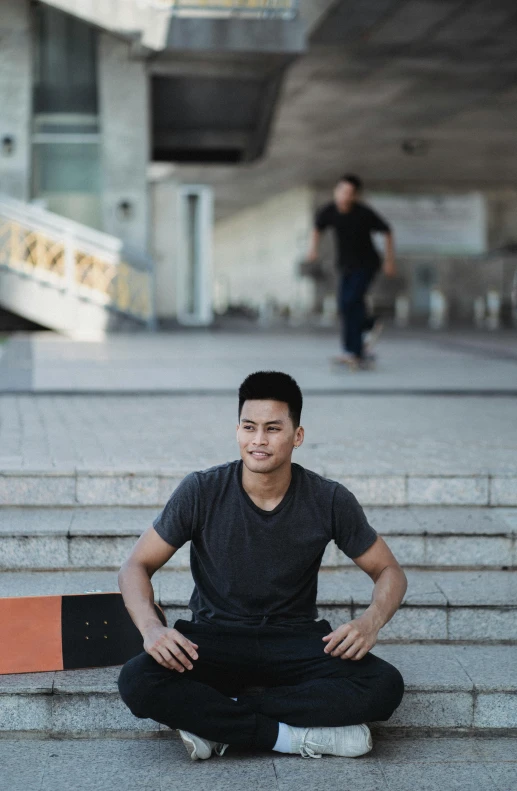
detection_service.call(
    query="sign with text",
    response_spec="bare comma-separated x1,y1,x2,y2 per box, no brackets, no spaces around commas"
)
368,193,487,255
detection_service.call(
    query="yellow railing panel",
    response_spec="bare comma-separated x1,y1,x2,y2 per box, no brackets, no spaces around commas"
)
148,0,296,13
0,214,153,323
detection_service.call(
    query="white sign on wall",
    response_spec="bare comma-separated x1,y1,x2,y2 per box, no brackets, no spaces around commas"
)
368,192,487,255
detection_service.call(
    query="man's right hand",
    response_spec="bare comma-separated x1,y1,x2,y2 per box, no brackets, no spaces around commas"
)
143,624,199,672
383,260,397,278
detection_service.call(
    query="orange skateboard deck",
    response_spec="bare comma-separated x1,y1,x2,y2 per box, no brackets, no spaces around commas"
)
0,592,166,674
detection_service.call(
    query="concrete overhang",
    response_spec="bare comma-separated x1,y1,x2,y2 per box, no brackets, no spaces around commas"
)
161,16,305,55
148,17,306,164
150,59,291,163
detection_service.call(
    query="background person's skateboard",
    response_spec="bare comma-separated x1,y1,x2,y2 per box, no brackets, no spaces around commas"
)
330,355,376,371
0,592,166,675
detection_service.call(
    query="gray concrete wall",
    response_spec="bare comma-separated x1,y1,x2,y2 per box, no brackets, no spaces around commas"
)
98,33,149,258
0,0,32,201
214,186,315,317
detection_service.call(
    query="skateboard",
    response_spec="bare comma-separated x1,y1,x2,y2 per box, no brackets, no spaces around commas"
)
0,592,166,675
330,355,376,371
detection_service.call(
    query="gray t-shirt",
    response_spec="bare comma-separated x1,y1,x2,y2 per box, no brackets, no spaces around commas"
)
153,460,377,628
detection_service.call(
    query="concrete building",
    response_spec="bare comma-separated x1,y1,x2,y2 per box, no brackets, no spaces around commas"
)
1,0,516,333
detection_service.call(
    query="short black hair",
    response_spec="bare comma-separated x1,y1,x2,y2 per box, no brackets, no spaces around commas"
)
338,173,363,191
238,371,303,427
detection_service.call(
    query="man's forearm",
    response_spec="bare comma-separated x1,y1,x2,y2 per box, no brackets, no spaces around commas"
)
383,232,395,273
307,228,321,260
364,565,407,630
118,562,163,638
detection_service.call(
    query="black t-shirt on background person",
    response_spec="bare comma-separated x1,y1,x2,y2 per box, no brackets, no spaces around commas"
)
315,201,391,273
153,460,377,629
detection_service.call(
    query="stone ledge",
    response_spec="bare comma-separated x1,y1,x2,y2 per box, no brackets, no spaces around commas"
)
1,690,486,734
2,567,517,609
2,472,516,507
0,690,492,733
407,477,489,506
338,476,406,506
0,472,185,507
2,644,516,732
0,476,77,506
474,694,517,728
0,530,514,570
1,506,515,570
490,478,517,506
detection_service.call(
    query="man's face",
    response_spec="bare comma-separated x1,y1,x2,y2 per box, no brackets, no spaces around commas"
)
237,399,304,474
334,181,357,210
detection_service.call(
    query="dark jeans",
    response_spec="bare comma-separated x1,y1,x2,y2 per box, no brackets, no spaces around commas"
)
118,618,404,750
337,269,378,357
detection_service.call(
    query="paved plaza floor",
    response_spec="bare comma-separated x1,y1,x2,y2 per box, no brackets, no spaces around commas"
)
1,327,516,394
1,736,516,791
0,327,516,476
0,391,516,476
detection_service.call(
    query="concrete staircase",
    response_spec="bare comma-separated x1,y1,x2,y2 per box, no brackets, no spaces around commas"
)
0,196,154,336
1,473,516,737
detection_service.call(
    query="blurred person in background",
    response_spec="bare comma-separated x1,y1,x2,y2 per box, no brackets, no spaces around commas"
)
307,174,396,367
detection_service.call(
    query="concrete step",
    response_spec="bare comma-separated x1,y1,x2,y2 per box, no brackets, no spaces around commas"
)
1,507,516,570
1,568,516,644
2,644,515,736
1,469,516,507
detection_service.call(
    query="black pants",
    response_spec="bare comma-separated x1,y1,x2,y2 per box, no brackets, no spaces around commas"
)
337,269,377,357
118,619,404,751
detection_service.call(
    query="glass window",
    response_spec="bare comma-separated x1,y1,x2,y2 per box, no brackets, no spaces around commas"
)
31,6,101,229
32,143,102,229
33,6,98,115
32,143,100,194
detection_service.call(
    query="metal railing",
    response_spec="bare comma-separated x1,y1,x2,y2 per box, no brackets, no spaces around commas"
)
0,196,154,327
139,0,298,18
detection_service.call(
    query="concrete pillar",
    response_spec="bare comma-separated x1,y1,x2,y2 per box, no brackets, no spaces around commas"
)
320,294,337,327
429,288,448,329
395,295,410,328
0,0,32,201
486,290,501,331
98,33,149,256
150,177,179,322
473,296,485,328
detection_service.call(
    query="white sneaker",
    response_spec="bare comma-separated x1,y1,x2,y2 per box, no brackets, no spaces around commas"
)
178,729,229,760
290,723,372,758
331,353,361,370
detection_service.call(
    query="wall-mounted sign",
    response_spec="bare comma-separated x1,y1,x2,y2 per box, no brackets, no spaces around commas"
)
369,192,487,255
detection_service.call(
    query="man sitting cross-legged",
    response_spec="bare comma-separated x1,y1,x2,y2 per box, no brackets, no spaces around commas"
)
118,371,406,760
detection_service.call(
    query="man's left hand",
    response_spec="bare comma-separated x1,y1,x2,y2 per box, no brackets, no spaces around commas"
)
322,613,380,661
